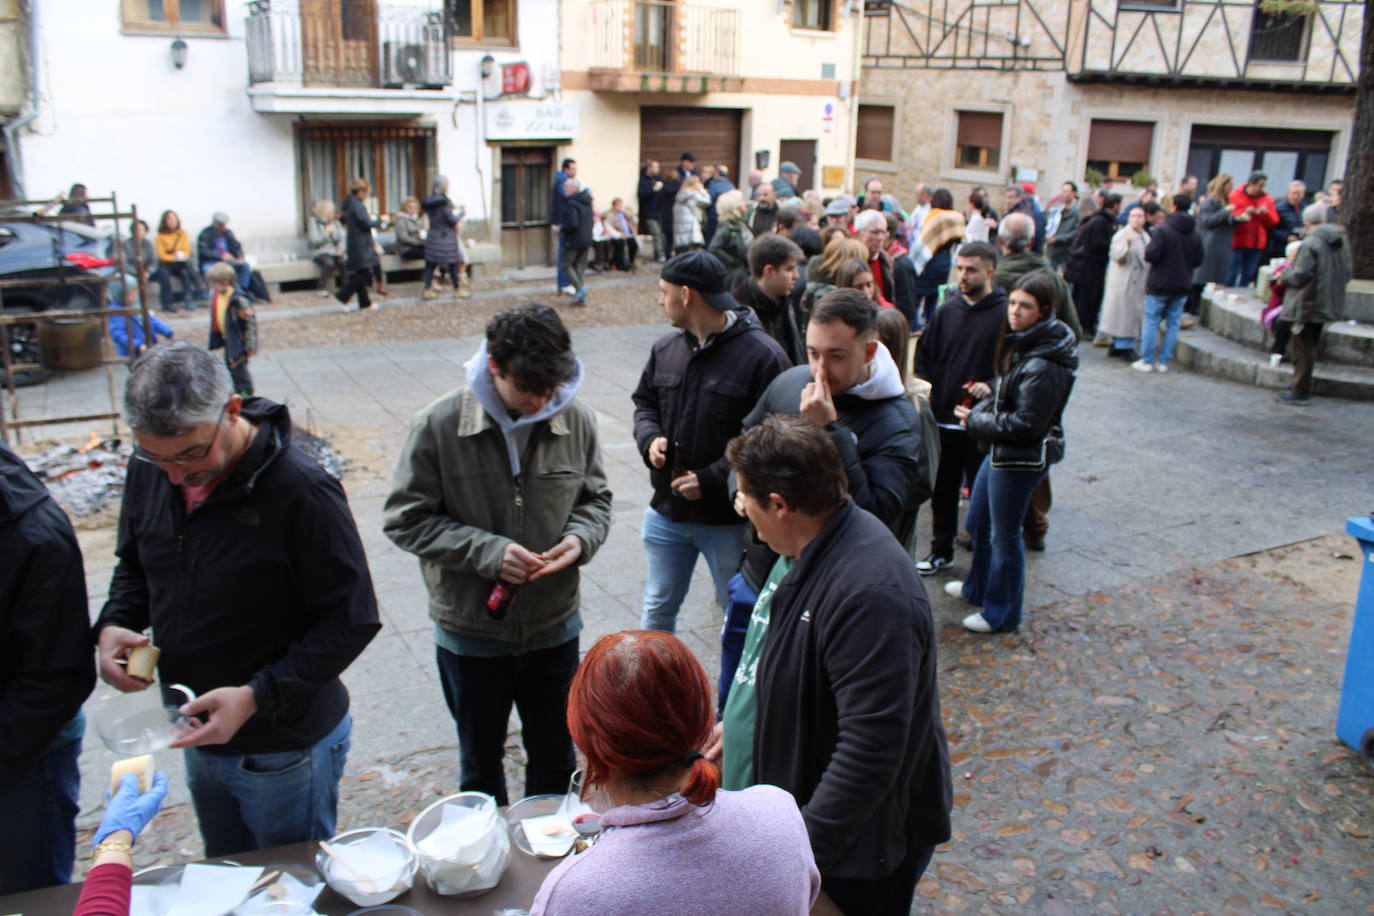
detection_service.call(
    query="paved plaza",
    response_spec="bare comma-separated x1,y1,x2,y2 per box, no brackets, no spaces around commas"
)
13,291,1374,912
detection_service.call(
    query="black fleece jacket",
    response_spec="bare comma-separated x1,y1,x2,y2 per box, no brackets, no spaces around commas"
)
754,500,952,878
0,443,94,787
96,399,381,755
1144,211,1204,296
913,287,1008,425
632,309,790,526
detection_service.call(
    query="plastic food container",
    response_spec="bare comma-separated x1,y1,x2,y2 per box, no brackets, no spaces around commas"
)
505,794,576,859
406,792,510,897
93,684,197,755
316,829,416,907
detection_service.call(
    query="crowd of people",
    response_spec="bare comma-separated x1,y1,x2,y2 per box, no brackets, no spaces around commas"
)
2,162,1352,915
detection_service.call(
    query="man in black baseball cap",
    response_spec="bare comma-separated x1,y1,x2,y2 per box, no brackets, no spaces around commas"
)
630,251,791,633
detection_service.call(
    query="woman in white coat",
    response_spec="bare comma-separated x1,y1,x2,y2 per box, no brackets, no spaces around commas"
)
673,174,711,252
1098,205,1150,360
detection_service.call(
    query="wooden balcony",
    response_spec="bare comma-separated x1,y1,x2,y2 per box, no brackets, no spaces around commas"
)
587,0,742,93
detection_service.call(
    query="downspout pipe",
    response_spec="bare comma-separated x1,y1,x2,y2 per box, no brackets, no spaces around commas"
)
3,0,39,199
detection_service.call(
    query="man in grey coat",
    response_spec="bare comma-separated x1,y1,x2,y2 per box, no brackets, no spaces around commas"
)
1276,204,1351,405
384,305,613,804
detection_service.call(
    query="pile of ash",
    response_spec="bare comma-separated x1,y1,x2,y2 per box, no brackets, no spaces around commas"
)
20,427,347,519
25,435,131,518
292,426,349,480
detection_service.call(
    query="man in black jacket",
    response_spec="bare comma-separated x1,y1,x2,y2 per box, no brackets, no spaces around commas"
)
1064,193,1121,336
632,251,790,633
559,179,594,306
637,160,666,262
914,241,1008,575
732,233,804,363
1136,194,1204,373
95,342,380,857
721,416,951,915
0,443,95,892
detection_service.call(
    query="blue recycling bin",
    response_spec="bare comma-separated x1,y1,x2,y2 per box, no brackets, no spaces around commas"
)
1336,515,1374,761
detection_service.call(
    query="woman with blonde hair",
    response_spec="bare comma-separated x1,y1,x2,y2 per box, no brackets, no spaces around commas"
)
801,236,868,322
1192,173,1235,299
707,189,755,289
673,173,711,252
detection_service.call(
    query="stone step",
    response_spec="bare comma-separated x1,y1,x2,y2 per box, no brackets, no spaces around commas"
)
1174,325,1374,400
1201,288,1374,369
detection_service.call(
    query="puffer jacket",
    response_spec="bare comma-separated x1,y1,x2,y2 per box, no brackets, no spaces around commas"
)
422,194,464,264
673,187,710,249
967,318,1077,466
383,384,613,642
1280,223,1352,324
708,216,755,290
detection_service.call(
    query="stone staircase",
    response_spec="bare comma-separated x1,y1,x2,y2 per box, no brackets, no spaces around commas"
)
1173,286,1374,400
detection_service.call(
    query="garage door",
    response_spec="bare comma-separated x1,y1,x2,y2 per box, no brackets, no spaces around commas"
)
639,106,743,182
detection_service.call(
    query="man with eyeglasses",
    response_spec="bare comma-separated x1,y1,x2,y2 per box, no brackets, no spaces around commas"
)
384,305,612,805
94,341,381,856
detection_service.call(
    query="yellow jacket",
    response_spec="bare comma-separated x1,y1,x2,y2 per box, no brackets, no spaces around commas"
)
156,229,191,264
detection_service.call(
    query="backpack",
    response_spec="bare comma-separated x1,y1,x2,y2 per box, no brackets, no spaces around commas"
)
229,294,258,365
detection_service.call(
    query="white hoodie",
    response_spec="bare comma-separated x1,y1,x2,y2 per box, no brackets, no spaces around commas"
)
464,341,584,479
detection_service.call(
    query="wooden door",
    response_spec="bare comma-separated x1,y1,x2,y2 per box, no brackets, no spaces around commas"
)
500,147,554,269
302,0,377,88
778,139,816,193
639,106,743,183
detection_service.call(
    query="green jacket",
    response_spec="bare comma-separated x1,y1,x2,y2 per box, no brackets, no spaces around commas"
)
1280,223,1351,324
991,250,1083,341
709,216,755,291
383,386,613,642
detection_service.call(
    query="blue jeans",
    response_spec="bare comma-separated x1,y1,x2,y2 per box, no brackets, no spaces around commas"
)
640,507,748,632
203,259,253,292
961,456,1047,631
555,232,568,288
0,730,81,893
717,571,758,713
434,638,578,808
184,713,351,858
1227,248,1263,287
1140,293,1187,367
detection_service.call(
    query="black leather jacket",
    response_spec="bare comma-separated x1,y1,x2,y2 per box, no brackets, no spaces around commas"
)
967,318,1077,464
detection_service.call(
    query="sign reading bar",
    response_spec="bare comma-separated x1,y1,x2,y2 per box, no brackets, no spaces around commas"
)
485,101,578,140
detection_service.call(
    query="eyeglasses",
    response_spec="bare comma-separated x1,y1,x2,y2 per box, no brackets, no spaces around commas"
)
132,405,227,466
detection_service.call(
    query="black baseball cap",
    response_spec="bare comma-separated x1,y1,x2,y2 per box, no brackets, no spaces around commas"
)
661,251,738,311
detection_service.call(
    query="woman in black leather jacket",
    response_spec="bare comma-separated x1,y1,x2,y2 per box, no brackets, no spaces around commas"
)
949,271,1078,632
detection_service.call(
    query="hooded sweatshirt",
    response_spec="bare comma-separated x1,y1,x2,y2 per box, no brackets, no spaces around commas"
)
741,341,928,537
465,341,584,480
1144,210,1204,296
913,286,1009,425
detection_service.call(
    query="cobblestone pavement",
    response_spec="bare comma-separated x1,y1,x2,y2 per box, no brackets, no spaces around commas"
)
16,270,1374,912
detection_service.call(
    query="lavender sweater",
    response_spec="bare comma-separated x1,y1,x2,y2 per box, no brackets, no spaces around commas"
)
530,786,819,916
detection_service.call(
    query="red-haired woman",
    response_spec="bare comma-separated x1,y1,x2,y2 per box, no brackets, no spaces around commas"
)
531,630,819,915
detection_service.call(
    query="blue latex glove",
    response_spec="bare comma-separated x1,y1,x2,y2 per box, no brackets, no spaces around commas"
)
93,771,169,847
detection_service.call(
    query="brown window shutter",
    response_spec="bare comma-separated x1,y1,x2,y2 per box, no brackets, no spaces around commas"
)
856,105,895,161
956,111,1002,149
1087,120,1154,164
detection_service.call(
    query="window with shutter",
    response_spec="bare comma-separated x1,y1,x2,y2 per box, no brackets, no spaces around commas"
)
856,105,895,162
1086,119,1154,181
955,111,1002,171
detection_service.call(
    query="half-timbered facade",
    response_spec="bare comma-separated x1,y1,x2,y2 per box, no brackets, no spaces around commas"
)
858,0,1361,202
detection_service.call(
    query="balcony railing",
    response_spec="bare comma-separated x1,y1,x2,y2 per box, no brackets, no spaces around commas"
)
590,0,739,77
247,0,452,89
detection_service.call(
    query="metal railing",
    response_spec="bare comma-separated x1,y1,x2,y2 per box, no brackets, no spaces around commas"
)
247,0,452,88
589,0,739,76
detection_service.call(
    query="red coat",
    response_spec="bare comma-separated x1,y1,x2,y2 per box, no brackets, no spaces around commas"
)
1229,186,1279,250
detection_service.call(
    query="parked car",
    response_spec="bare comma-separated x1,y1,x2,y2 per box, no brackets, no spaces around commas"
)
0,219,116,386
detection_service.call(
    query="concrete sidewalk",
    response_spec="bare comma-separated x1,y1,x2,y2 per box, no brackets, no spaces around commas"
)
12,322,1374,904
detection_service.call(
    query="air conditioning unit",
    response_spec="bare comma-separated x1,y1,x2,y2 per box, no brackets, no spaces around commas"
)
383,42,446,88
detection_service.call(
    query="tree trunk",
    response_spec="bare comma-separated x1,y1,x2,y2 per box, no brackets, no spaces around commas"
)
1346,0,1374,279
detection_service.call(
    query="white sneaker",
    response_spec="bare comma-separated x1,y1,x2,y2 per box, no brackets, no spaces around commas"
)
1156,364,1169,374
962,612,993,633
1268,353,1283,368
560,284,577,295
943,580,965,600
1130,359,1154,373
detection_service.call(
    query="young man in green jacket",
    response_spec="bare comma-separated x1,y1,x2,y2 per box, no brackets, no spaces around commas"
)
383,305,612,804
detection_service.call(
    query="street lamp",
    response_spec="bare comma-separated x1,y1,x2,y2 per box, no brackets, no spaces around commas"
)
480,54,495,79
171,38,188,69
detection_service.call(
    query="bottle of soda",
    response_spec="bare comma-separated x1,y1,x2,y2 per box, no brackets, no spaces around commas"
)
958,380,976,410
487,581,517,620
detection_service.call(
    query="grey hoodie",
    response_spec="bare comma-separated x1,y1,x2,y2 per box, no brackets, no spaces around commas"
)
465,341,585,479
